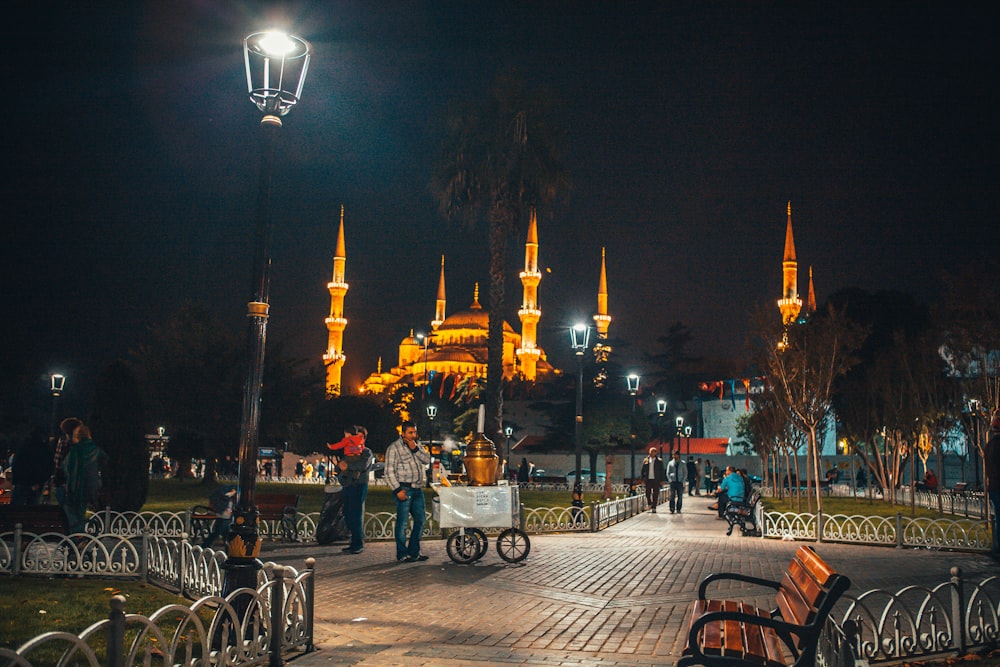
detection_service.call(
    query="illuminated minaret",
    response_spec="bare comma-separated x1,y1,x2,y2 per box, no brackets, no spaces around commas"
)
777,201,802,324
593,247,612,337
431,255,446,330
323,205,349,396
592,247,613,388
806,266,817,314
517,208,542,380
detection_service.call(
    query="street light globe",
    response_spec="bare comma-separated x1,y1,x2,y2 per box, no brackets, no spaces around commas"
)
244,30,311,119
505,426,513,437
50,373,66,396
656,399,667,416
626,374,640,395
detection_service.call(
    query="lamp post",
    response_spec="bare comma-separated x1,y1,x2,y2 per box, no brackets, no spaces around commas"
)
684,425,692,457
626,374,640,481
426,404,437,443
675,416,684,456
656,399,666,455
570,323,591,484
225,30,310,597
49,373,65,439
416,332,430,390
504,426,513,480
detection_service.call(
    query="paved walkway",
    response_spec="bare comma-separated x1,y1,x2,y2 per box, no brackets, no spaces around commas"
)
262,500,996,666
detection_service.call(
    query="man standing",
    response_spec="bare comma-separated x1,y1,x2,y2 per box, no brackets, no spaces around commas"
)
665,450,685,514
386,421,431,562
985,413,1000,555
687,457,700,496
332,426,374,554
639,447,665,513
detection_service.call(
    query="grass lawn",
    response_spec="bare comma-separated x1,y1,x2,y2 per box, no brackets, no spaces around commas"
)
763,494,983,520
0,578,203,653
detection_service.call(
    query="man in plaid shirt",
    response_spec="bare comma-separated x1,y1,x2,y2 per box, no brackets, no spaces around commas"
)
385,421,431,562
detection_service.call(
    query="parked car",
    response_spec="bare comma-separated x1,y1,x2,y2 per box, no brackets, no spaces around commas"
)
565,469,607,484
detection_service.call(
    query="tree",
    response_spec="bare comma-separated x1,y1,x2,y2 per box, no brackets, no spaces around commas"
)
130,303,244,483
432,71,570,439
89,360,148,511
755,304,867,513
646,322,703,403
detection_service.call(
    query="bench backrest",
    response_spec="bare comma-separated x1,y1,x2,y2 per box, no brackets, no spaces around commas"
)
775,545,850,647
0,505,70,534
952,482,967,493
255,493,299,518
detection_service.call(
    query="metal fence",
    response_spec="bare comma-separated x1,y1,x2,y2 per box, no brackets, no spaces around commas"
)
762,509,993,551
819,568,1000,664
0,552,315,667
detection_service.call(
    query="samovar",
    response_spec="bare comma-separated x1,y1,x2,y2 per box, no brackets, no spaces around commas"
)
464,432,499,486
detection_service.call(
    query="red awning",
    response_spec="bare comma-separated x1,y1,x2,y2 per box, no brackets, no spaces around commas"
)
650,437,729,455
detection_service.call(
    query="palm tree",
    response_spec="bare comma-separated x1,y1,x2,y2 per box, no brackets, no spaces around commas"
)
432,71,570,437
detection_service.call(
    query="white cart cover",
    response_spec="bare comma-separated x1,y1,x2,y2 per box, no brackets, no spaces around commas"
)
436,486,513,528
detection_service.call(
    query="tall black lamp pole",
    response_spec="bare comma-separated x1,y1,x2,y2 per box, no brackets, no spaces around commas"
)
224,30,310,596
626,374,640,481
570,324,591,483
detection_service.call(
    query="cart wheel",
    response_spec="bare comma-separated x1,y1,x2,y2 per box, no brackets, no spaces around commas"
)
468,527,488,560
447,529,483,564
495,528,530,563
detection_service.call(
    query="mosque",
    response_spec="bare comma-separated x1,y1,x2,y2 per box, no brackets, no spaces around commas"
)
321,208,614,398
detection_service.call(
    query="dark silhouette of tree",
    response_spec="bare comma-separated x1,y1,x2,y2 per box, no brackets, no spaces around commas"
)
432,71,570,440
89,360,147,511
646,321,703,402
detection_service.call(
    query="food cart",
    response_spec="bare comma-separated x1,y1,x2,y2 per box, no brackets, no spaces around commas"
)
433,484,530,563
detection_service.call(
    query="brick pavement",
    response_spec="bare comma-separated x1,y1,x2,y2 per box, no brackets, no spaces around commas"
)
262,501,997,666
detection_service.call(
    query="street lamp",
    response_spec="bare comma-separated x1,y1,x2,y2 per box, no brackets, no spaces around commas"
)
49,373,65,439
684,425,692,457
570,323,591,484
656,399,666,454
626,374,640,481
226,30,311,596
426,404,437,443
416,332,430,392
504,426,513,480
675,416,684,455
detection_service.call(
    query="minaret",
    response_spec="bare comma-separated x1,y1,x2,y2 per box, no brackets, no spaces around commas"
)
592,247,613,388
323,205,349,396
593,247,612,337
517,208,542,380
806,266,817,314
777,201,802,324
432,255,446,330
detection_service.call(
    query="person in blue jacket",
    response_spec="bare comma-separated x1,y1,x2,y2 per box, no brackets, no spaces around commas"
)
713,465,745,519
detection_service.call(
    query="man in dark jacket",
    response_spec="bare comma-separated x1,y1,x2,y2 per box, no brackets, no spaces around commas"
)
639,447,665,512
332,426,374,554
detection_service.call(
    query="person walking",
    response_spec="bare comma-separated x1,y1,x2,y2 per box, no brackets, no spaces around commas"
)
11,428,53,505
985,413,1000,555
665,450,685,513
639,447,665,512
332,426,374,554
61,424,107,534
686,456,699,496
385,421,431,562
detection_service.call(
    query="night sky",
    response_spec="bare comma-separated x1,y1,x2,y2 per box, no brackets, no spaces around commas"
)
6,2,997,417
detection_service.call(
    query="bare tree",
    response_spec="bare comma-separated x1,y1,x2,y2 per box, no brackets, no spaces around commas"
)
754,305,867,513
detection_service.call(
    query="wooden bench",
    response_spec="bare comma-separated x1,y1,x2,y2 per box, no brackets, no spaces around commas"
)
0,504,70,535
723,488,761,536
946,482,968,496
190,492,300,543
678,545,851,667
